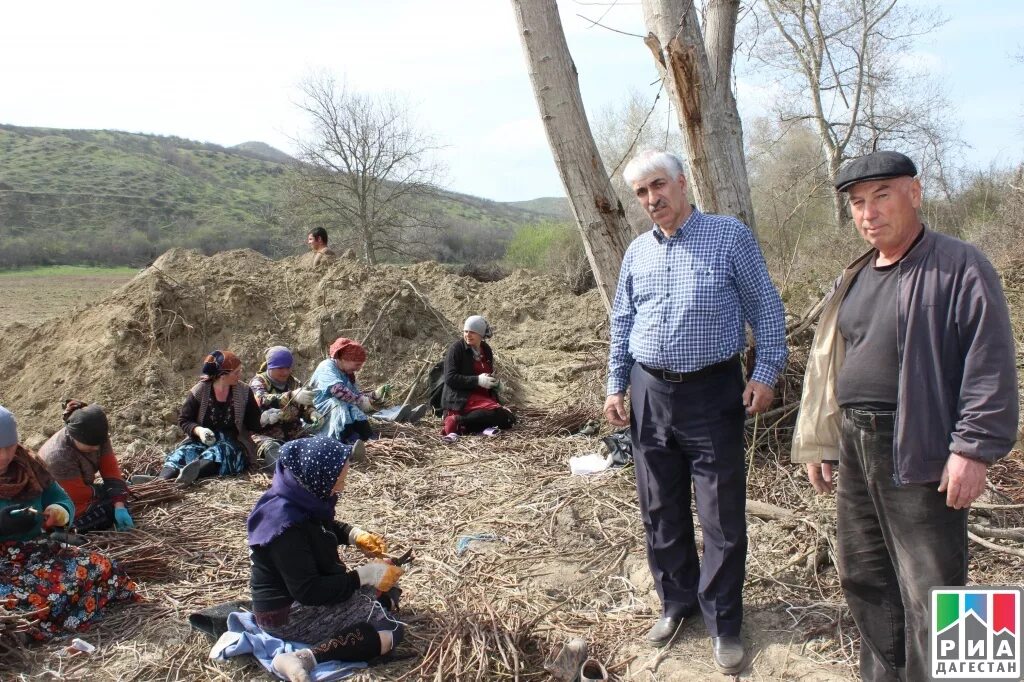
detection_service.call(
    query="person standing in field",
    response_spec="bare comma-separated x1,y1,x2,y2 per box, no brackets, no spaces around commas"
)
792,151,1018,681
604,149,787,674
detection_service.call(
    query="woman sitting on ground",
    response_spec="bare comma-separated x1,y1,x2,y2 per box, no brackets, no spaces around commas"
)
250,346,318,473
247,436,403,680
441,315,516,440
159,350,261,483
0,406,139,641
310,338,385,444
39,401,134,532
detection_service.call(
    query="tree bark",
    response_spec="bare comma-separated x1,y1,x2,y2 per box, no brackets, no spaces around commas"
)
641,0,757,234
512,0,635,315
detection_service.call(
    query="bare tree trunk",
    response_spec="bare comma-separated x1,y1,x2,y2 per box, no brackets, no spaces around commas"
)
511,0,635,315
641,0,757,234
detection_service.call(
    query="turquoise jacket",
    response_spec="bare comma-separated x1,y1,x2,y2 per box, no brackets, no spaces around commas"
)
0,481,75,542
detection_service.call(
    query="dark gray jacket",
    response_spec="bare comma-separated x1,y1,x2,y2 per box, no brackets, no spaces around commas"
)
793,228,1019,484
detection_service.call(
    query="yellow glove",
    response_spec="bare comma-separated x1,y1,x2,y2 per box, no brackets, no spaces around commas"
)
42,504,70,530
348,526,387,558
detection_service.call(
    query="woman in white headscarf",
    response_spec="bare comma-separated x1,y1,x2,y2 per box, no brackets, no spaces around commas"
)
439,315,516,441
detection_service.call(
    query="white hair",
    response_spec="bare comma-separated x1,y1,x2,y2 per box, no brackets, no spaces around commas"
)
622,150,686,186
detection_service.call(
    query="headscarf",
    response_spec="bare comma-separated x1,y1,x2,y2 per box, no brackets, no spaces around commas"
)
0,406,53,501
0,406,16,448
62,401,109,447
246,436,352,547
200,350,241,382
329,338,367,363
463,315,492,339
264,346,293,371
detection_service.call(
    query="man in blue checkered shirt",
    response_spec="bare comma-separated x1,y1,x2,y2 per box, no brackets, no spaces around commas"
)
604,150,786,673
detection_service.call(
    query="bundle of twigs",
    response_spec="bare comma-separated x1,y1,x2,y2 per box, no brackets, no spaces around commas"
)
515,405,597,436
127,478,186,513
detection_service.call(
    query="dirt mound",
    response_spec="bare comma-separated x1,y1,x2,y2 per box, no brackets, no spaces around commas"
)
0,249,606,445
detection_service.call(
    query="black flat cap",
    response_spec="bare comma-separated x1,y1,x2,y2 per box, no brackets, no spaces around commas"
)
834,151,917,192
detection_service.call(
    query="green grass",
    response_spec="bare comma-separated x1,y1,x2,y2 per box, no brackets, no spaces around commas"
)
0,265,138,278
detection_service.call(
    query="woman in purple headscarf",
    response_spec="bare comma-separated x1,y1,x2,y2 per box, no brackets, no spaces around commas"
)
247,436,406,681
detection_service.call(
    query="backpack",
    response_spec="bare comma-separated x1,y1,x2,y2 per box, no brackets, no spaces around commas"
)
427,360,446,416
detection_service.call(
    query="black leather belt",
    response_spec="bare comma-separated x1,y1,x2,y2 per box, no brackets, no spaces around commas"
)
640,356,740,383
843,408,896,431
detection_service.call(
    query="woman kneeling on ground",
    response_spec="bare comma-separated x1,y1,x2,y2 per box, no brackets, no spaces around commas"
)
0,406,139,641
40,401,134,532
441,315,516,441
247,436,403,680
159,350,261,483
250,346,318,473
310,338,385,444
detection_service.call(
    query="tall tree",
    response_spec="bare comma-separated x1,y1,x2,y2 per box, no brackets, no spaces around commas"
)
641,0,758,233
291,74,445,264
746,0,954,228
511,0,635,315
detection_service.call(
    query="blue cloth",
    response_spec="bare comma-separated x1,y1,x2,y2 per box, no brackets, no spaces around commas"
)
266,346,294,370
210,610,366,680
310,360,368,440
247,437,352,547
607,208,787,394
163,433,247,476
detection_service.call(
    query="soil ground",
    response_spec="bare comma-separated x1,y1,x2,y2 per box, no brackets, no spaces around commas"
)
1,250,1021,681
0,267,136,326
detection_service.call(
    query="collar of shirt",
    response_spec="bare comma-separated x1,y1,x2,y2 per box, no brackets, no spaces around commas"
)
651,205,701,243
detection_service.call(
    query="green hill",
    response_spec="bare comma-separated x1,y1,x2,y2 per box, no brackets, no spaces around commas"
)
0,125,560,267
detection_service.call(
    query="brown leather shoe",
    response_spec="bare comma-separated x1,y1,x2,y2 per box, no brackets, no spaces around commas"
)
712,635,745,674
580,658,609,681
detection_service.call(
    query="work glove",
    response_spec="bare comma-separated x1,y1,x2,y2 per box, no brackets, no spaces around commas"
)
355,560,405,592
194,427,216,446
370,384,392,402
42,504,70,530
260,408,284,427
292,388,316,406
114,506,135,531
308,409,323,423
348,526,388,558
356,395,372,412
477,374,499,389
0,505,39,536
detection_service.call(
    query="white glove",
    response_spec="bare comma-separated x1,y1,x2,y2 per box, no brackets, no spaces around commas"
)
355,561,405,591
292,388,315,406
260,408,283,427
308,409,322,422
194,427,216,446
477,374,499,389
357,396,372,412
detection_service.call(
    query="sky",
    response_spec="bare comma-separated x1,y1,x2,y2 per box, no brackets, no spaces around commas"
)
1,1,1021,202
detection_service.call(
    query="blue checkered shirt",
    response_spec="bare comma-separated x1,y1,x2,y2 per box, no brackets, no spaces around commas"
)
607,208,787,395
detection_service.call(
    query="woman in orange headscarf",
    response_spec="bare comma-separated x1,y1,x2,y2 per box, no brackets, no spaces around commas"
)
309,338,385,444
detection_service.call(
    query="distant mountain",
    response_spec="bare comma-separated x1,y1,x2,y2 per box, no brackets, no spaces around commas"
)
0,124,554,268
504,196,571,219
231,141,294,163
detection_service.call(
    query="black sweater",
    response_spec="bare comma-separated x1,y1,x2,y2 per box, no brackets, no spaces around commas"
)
441,339,498,411
250,519,359,613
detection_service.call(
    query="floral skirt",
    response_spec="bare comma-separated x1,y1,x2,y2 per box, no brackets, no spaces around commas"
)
0,540,140,641
163,433,247,476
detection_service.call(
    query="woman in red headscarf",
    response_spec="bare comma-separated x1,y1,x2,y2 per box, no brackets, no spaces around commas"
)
309,338,384,444
158,350,262,484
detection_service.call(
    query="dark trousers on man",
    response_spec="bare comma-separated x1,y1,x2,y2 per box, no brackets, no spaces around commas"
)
629,360,747,637
836,408,968,682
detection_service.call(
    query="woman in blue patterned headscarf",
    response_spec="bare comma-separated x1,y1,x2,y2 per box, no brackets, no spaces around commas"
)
246,436,406,680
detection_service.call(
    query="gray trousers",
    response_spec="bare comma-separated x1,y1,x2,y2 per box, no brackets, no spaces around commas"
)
836,408,968,682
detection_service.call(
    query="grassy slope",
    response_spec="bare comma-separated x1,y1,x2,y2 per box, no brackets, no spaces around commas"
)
0,125,559,266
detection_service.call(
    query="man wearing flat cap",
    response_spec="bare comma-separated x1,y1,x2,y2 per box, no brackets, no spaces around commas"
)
791,151,1018,681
